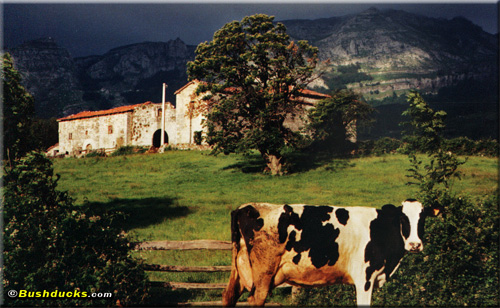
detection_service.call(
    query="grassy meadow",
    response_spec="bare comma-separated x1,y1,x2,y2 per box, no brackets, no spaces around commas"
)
52,151,498,304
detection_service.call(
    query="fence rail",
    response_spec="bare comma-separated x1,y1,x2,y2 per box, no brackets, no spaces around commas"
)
143,264,231,272
132,239,232,251
134,240,288,306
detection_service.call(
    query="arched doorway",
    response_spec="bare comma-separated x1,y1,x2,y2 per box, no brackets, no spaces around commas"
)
152,129,168,147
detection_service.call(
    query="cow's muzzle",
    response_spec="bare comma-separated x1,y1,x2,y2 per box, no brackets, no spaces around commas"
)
408,242,423,253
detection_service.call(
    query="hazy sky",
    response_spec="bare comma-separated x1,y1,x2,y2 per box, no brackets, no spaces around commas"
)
2,0,499,58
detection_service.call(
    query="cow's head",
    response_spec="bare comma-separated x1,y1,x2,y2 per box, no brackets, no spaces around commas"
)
400,199,442,253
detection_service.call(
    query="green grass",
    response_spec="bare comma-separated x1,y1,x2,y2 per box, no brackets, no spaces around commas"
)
52,151,498,304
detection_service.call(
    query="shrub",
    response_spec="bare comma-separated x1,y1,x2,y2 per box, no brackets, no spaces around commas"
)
442,137,499,157
84,149,107,158
372,137,402,155
357,138,402,156
406,150,467,205
359,137,499,157
474,138,499,157
2,152,150,306
442,136,476,155
374,194,499,306
356,140,375,156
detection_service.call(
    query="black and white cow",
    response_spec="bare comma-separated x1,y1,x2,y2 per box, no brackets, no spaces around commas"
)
222,199,441,306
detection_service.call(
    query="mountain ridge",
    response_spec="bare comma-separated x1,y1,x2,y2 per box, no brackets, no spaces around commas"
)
281,8,497,100
7,8,498,125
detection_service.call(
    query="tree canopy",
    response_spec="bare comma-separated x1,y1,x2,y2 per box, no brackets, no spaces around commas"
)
307,89,373,154
187,14,319,175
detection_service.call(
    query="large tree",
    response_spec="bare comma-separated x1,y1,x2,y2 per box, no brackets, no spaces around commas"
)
307,89,373,154
1,53,35,164
187,14,319,175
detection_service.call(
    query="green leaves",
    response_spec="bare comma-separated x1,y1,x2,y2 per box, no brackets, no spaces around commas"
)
2,53,36,163
401,91,466,204
374,195,499,307
401,90,446,154
187,14,319,174
307,89,373,154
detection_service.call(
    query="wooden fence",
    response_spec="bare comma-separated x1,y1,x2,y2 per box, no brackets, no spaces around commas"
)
132,240,289,306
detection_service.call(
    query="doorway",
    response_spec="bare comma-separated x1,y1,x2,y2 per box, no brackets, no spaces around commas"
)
152,129,168,147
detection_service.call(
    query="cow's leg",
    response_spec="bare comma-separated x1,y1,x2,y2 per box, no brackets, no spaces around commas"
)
354,268,383,307
222,265,244,306
354,283,373,307
222,244,247,306
247,274,274,306
246,240,281,306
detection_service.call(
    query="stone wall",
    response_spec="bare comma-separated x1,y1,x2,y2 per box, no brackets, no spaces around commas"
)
58,102,180,156
175,82,206,145
58,112,129,156
131,102,176,146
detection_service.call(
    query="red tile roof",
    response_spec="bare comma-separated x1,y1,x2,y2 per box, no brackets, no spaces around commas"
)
58,102,155,122
174,81,330,99
46,143,59,151
298,88,331,98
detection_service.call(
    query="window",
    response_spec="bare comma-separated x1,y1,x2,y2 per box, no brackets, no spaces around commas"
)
69,133,72,140
158,108,162,118
108,125,113,134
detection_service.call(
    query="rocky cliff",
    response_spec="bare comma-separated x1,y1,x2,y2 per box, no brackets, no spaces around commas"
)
9,38,195,118
8,38,86,118
281,8,498,99
75,38,195,111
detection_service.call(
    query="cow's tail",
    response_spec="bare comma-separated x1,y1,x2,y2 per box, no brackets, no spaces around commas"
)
222,209,243,307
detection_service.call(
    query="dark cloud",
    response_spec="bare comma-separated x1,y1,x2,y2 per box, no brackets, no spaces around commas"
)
3,1,498,58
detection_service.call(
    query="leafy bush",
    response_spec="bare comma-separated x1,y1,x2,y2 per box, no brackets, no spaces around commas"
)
442,137,499,157
356,140,376,156
360,137,499,157
374,194,499,307
357,138,402,156
442,136,476,155
474,138,499,157
84,149,107,158
406,150,467,204
2,152,150,306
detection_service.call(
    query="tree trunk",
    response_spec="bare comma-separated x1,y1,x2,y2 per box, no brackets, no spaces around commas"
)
264,153,283,176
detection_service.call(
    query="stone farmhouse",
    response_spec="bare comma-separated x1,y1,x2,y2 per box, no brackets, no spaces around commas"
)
52,81,334,157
